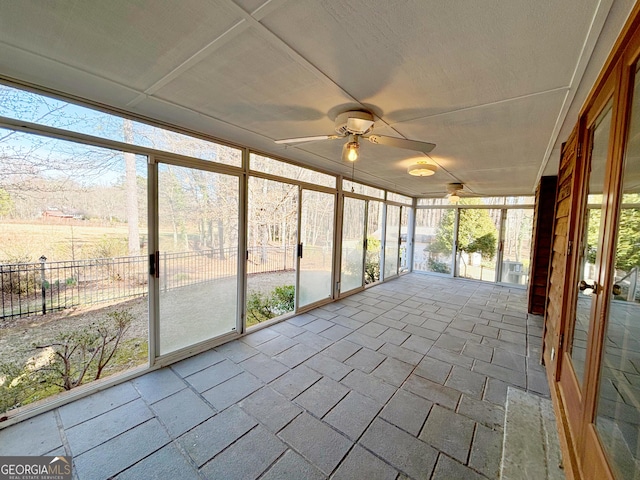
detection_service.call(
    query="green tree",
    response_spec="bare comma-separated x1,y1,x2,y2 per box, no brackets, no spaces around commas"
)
432,205,498,261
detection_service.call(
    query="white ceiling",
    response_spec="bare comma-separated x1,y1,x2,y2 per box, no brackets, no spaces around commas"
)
0,0,636,197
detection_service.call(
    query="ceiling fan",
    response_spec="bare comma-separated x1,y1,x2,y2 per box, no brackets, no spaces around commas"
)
274,110,436,162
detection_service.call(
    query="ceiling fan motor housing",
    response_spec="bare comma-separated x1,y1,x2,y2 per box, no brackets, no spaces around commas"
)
335,111,375,136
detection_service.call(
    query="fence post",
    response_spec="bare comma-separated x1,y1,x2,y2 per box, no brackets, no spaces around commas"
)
39,255,47,315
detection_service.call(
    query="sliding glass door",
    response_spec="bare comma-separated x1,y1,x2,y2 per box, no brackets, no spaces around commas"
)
340,196,366,294
156,161,240,355
298,189,335,308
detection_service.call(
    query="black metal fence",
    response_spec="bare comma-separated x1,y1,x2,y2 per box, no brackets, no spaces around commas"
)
1,245,297,320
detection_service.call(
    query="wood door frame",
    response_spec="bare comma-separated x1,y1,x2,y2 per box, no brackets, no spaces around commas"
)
556,65,620,467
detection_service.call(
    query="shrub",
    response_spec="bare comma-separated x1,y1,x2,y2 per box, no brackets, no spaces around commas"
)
246,284,295,326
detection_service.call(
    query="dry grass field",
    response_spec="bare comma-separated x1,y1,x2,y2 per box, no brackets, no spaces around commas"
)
0,220,136,263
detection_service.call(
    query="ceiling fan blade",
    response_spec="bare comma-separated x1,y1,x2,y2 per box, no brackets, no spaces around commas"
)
366,134,436,153
274,134,341,144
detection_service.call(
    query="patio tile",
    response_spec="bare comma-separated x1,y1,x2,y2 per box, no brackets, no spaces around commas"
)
296,330,333,350
278,413,352,475
344,331,385,350
288,312,318,326
184,359,243,393
216,341,260,363
304,352,353,381
323,339,362,362
199,425,286,480
0,411,62,456
433,333,467,353
371,357,414,387
270,321,306,338
403,374,460,410
414,356,452,384
341,370,396,404
432,453,487,480
318,324,353,341
151,388,215,437
458,394,505,431
462,342,494,362
240,353,289,383
427,345,474,369
241,328,280,347
116,443,200,480
421,318,449,333
178,406,257,467
260,450,324,480
74,419,169,480
403,324,441,341
274,343,318,367
270,364,322,400
302,318,334,333
402,313,426,326
401,334,435,354
323,391,382,440
473,323,500,339
254,335,298,356
379,309,408,322
332,444,398,480
345,347,386,373
58,382,139,428
357,321,389,338
238,386,302,433
484,377,510,405
170,349,227,377
492,348,527,373
294,377,349,417
334,305,361,317
379,389,433,437
378,342,423,365
473,360,526,388
351,310,379,323
331,315,365,330
202,372,263,410
360,418,438,479
133,368,186,404
469,423,503,479
445,365,487,398
377,327,411,346
66,398,154,455
419,405,475,463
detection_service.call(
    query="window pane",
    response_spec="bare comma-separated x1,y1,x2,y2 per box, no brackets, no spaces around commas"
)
414,208,453,274
250,153,336,188
341,197,365,292
342,180,385,199
384,205,400,278
0,84,242,167
246,176,297,327
595,67,640,479
456,208,500,282
366,201,383,284
0,129,148,409
500,209,533,285
158,165,239,354
387,192,412,205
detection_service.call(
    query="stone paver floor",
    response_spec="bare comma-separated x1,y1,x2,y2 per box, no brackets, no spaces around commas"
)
0,274,550,479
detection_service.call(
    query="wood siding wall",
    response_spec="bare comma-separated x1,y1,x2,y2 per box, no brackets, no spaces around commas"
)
528,175,558,315
544,127,578,370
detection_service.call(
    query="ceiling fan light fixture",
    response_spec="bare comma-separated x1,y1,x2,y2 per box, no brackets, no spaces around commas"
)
343,136,360,162
407,162,437,176
448,193,460,204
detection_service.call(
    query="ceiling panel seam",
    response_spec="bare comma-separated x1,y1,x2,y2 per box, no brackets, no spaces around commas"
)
0,41,142,98
535,0,614,187
126,20,250,107
389,86,571,125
